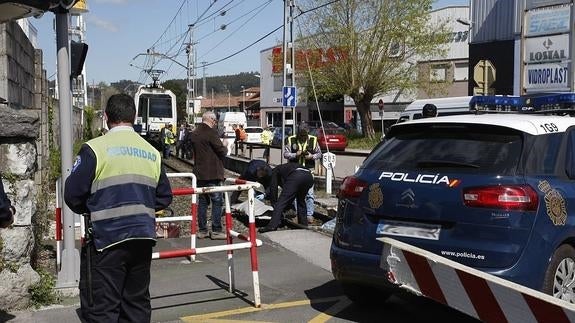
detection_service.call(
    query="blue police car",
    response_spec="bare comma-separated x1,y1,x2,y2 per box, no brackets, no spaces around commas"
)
331,94,575,305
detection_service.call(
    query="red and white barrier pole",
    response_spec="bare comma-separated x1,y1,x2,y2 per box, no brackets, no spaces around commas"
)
160,174,262,307
167,173,198,262
55,179,62,268
224,191,235,293
247,187,261,307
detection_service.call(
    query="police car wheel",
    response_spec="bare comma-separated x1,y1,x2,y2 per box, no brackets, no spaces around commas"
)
542,244,575,303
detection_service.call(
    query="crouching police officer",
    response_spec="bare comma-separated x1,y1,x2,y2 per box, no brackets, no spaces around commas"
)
230,159,272,204
65,94,173,323
258,162,314,232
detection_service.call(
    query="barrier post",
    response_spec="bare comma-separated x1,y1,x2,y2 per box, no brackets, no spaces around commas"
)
154,177,263,307
55,178,62,269
224,192,235,293
166,173,198,262
247,187,261,307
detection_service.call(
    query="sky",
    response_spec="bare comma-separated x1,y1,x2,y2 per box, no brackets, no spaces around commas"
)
32,0,469,85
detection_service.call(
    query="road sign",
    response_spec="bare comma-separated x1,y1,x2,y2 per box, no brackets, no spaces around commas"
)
378,99,384,111
282,86,296,107
322,152,336,168
473,60,496,95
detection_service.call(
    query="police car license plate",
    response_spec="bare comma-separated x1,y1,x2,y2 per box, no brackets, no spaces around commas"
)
376,220,440,240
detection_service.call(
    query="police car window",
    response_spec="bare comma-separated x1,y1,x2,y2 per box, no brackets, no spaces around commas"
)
524,133,563,175
364,124,522,175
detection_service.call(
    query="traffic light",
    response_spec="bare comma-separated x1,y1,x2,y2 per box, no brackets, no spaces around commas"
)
70,40,88,78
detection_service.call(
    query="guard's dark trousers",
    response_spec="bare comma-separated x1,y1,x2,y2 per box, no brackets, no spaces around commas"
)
80,239,154,323
267,169,314,229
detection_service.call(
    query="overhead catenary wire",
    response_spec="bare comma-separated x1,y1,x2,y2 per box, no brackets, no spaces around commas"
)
133,0,341,82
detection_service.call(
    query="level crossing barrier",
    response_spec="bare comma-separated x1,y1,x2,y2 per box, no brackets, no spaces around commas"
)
379,237,575,323
152,174,263,307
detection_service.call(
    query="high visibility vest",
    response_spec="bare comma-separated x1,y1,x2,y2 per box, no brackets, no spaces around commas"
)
164,128,175,145
261,130,273,145
86,129,162,250
287,135,318,169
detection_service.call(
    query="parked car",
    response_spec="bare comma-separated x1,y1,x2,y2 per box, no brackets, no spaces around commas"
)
309,126,347,151
271,127,293,146
244,126,264,143
331,105,575,305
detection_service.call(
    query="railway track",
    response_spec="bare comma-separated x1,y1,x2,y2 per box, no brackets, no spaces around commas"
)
162,155,335,234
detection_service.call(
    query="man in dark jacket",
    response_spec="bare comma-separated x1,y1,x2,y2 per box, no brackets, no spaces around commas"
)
258,162,314,233
64,94,173,323
0,178,15,228
191,111,229,239
230,159,272,204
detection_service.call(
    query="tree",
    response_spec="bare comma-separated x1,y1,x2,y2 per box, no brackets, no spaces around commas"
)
297,0,451,138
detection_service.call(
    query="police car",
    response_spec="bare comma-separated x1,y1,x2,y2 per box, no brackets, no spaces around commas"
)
331,94,575,305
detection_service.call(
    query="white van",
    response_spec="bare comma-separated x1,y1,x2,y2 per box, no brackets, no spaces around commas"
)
218,112,247,138
397,96,473,123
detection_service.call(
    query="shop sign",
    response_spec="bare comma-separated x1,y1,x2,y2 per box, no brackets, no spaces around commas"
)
526,0,570,10
525,5,570,36
524,62,569,91
525,34,569,63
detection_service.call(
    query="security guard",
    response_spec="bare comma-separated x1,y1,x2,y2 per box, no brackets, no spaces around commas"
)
283,124,321,222
65,94,173,323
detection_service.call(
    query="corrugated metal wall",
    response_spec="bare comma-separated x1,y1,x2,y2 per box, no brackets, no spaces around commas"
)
471,0,523,43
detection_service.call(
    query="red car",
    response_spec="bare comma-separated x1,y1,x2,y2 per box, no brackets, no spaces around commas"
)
309,126,348,151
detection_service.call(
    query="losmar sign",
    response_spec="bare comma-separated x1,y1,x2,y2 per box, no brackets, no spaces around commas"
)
525,34,569,63
524,62,569,91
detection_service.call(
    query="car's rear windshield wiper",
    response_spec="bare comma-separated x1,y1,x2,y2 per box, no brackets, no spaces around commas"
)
416,160,480,169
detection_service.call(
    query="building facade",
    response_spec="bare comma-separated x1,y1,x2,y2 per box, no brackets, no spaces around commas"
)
258,5,470,130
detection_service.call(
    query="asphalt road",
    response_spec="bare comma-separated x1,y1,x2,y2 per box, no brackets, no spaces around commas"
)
236,145,369,180
5,230,478,323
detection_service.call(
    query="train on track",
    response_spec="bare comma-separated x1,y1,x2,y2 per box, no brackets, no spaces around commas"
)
133,81,178,150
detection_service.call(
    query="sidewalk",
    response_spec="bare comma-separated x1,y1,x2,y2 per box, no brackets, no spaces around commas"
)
4,230,334,323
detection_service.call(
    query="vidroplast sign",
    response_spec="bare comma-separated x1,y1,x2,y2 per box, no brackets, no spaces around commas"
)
524,63,569,91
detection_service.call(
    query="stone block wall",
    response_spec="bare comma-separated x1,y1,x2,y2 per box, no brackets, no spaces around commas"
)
0,20,46,310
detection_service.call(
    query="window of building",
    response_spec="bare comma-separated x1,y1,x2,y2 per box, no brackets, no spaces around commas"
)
454,63,468,81
273,75,283,92
430,64,447,82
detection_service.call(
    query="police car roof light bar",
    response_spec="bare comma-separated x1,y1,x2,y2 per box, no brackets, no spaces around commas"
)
469,95,524,114
529,93,575,114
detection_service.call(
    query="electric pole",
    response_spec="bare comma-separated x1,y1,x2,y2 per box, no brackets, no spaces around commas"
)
201,61,208,98
281,0,296,163
186,24,195,121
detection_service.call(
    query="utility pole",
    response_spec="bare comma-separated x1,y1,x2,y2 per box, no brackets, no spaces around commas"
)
55,8,80,289
241,85,245,112
201,61,208,98
186,24,195,120
281,0,296,163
